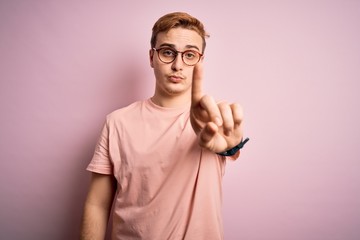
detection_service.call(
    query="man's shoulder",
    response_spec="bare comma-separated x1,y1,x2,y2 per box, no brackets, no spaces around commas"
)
107,100,144,118
105,99,146,122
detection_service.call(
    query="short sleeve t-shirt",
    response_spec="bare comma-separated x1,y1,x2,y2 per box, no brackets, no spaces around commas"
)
87,99,238,240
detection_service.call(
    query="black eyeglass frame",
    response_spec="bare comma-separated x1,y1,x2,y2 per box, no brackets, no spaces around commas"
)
152,47,203,66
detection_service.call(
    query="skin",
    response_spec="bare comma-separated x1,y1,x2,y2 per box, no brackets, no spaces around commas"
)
80,173,116,240
149,28,203,108
80,27,244,239
191,63,244,153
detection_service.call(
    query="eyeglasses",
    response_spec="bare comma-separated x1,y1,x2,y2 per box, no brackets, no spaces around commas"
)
152,47,203,66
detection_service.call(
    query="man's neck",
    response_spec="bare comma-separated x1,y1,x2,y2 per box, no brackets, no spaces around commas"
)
151,93,191,108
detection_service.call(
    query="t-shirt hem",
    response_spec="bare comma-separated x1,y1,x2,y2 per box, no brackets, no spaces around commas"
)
86,165,113,175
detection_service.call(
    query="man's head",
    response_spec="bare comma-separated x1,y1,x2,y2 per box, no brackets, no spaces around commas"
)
151,12,209,53
149,12,209,104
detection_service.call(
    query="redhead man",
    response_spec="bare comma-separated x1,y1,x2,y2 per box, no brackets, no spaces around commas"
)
81,12,248,240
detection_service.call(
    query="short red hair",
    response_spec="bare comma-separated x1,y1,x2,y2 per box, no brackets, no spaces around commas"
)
151,12,209,53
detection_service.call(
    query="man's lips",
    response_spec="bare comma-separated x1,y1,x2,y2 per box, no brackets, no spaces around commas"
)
168,75,184,82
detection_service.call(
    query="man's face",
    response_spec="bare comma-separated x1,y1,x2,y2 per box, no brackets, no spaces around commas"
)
150,27,203,99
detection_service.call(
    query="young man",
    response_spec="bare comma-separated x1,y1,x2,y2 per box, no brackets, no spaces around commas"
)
81,12,246,240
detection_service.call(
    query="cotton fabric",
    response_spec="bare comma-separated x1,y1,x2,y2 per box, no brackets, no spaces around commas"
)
87,99,238,240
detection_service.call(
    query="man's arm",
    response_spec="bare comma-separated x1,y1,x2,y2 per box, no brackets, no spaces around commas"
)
80,173,117,240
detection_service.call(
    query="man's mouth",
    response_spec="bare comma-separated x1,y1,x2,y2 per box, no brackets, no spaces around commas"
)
168,75,184,83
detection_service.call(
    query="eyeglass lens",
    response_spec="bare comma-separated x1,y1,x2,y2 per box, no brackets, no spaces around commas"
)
157,48,200,66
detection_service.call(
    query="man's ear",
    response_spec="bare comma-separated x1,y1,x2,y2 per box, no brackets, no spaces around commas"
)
149,49,154,68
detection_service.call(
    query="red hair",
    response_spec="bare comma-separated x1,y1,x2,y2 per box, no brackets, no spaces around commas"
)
151,12,209,52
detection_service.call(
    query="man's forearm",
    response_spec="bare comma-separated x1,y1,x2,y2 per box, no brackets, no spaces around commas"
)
80,203,111,240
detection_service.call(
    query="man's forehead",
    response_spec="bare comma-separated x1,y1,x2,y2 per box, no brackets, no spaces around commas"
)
156,28,203,50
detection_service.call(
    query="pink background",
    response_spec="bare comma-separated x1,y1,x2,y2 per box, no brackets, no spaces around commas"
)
1,1,359,239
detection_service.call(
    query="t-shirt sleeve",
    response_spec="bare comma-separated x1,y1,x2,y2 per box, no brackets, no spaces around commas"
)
86,119,113,175
217,150,241,162
226,150,241,161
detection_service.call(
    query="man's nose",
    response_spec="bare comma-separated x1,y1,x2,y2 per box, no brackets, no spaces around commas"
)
171,54,184,71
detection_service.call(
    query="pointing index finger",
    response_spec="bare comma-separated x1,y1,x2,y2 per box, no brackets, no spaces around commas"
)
191,62,203,106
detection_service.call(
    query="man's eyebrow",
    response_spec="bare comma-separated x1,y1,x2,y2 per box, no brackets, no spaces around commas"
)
185,45,201,51
159,43,176,48
158,43,201,51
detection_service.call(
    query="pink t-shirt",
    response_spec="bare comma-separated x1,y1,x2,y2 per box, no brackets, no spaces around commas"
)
87,99,239,240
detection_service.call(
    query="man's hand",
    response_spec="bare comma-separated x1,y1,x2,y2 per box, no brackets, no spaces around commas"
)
190,62,244,153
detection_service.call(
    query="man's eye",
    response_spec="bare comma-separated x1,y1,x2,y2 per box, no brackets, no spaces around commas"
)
162,49,176,57
184,51,196,59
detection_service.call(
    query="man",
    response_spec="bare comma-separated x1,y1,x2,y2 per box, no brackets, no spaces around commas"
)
81,12,247,240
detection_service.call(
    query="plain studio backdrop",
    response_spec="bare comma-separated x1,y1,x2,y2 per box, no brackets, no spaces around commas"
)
0,1,359,239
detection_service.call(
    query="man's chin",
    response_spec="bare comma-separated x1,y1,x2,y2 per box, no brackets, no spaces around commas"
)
164,87,187,96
